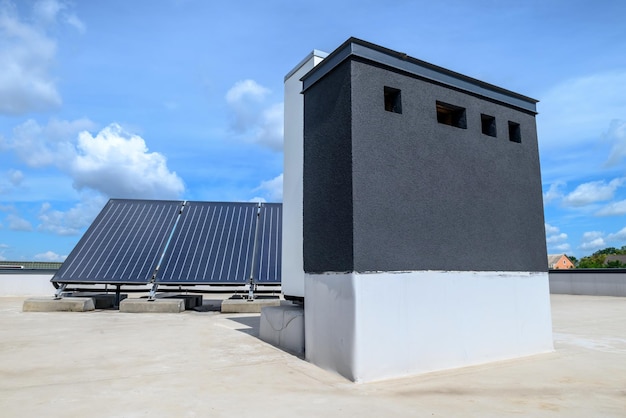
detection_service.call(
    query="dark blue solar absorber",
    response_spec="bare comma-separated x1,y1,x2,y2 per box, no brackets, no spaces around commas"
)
52,199,183,284
254,203,282,284
156,202,259,284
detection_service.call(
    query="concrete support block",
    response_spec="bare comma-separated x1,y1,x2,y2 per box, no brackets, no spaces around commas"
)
23,297,95,312
160,294,203,310
119,298,184,313
260,305,304,355
68,292,128,309
221,298,280,314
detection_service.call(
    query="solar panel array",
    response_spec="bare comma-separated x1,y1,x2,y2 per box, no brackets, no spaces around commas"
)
52,199,282,285
53,199,183,284
156,202,259,284
254,203,282,284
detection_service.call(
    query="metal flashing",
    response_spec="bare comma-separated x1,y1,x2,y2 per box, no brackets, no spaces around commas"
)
284,49,329,82
301,37,538,114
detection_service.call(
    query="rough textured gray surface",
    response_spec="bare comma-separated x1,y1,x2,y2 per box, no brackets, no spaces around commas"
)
303,50,547,273
303,60,354,273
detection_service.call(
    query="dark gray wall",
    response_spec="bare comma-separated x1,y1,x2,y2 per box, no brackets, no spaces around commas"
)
303,58,548,273
303,60,354,273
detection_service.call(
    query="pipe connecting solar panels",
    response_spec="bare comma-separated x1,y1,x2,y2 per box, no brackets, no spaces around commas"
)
156,202,259,284
52,199,283,286
52,199,183,284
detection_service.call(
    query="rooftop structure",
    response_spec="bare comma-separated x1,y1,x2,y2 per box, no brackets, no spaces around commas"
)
286,37,551,381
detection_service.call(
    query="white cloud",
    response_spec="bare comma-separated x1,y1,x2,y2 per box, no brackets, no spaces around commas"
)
546,232,567,244
257,102,284,151
596,199,626,217
6,213,32,231
545,223,570,252
580,231,606,251
562,178,625,207
0,169,24,194
8,169,24,186
580,227,626,251
225,79,283,151
226,79,270,104
605,119,626,167
5,120,185,200
72,124,185,199
34,250,66,262
37,194,106,236
0,1,82,114
607,227,626,243
253,173,283,202
545,223,560,235
543,181,564,204
63,13,85,33
33,0,63,23
538,71,626,150
7,118,95,167
553,243,571,252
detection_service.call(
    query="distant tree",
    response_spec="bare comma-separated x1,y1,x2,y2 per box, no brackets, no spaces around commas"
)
593,247,618,256
577,254,606,269
567,255,578,266
575,247,626,268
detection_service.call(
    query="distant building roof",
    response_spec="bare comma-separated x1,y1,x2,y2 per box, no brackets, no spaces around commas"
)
547,254,566,265
604,255,626,265
547,254,574,269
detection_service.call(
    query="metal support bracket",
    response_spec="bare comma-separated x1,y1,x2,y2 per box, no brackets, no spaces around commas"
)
247,282,257,301
54,283,67,300
148,283,159,301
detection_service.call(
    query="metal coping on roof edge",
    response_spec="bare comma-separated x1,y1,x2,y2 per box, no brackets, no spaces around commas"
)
300,37,538,114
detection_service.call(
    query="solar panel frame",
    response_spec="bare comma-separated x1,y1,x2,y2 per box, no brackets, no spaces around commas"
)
52,199,183,284
254,203,282,284
155,201,259,284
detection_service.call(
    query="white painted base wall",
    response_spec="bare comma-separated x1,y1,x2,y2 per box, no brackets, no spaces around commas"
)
305,271,554,383
0,273,56,296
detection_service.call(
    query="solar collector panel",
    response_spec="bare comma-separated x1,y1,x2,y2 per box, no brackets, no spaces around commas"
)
52,199,183,284
254,203,282,283
156,202,259,284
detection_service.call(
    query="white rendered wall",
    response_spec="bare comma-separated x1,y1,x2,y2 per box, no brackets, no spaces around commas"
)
282,51,327,298
0,273,56,296
305,271,554,383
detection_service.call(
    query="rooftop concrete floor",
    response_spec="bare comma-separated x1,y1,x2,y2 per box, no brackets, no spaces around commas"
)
1,294,625,417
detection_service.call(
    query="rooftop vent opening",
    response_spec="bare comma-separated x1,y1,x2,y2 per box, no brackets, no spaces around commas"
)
508,121,521,143
384,87,402,114
481,114,497,137
436,101,466,129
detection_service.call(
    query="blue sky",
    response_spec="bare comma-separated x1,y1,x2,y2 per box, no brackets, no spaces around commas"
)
1,0,625,262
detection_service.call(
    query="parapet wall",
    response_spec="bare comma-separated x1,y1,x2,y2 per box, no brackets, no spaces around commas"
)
549,269,626,297
0,271,56,296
